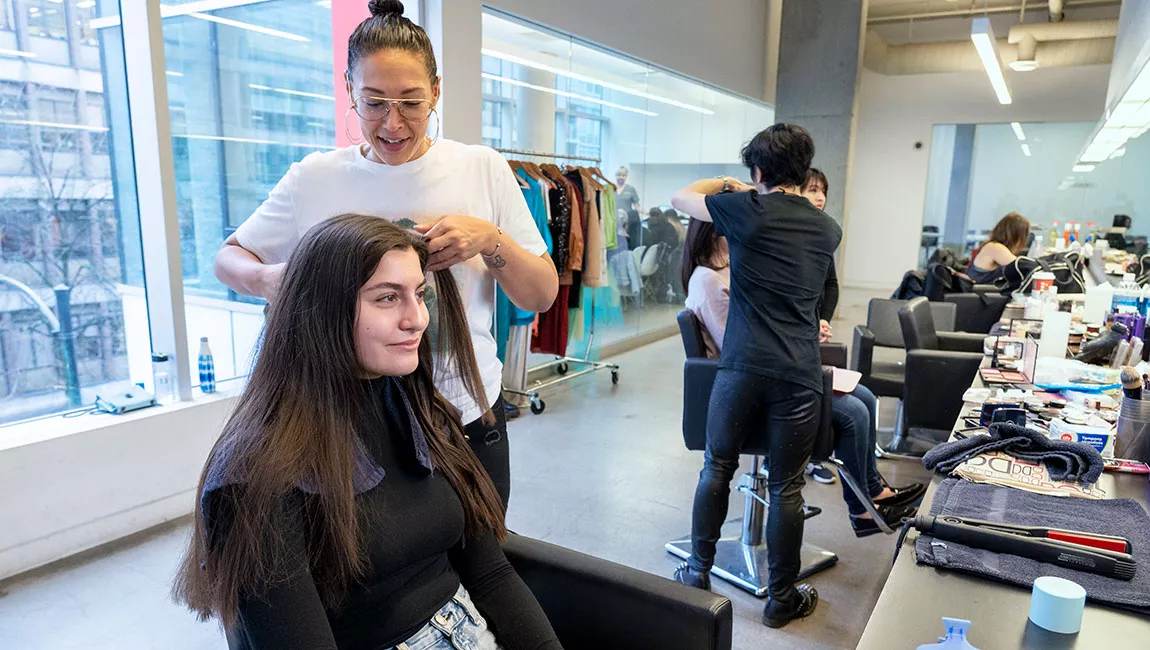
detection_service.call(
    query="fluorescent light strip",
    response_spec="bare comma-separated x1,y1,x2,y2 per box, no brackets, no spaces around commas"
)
166,70,184,77
482,73,657,117
0,118,107,132
1011,122,1025,141
0,48,37,58
188,12,308,41
482,48,713,115
971,18,1012,105
75,0,95,7
1072,164,1095,172
174,133,336,149
1021,143,1031,156
90,0,293,34
249,83,333,101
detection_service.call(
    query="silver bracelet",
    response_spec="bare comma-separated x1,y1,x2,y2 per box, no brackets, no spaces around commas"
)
481,228,507,269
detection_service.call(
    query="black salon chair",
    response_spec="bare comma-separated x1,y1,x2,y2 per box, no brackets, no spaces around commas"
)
944,291,1010,334
666,311,893,597
894,297,985,456
504,535,732,650
852,298,957,458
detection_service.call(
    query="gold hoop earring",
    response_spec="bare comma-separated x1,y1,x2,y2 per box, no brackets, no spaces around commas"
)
427,108,441,147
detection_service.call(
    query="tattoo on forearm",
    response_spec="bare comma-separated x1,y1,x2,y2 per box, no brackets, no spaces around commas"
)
485,254,507,269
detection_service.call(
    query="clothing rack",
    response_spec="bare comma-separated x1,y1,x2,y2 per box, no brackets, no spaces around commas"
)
496,148,620,415
494,147,603,164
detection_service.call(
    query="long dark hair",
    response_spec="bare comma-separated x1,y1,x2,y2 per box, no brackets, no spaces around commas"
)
173,215,504,627
988,211,1031,253
349,0,437,82
681,219,726,296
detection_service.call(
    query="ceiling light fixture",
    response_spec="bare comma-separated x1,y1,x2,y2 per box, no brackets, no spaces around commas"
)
1021,143,1031,156
1009,60,1040,72
0,48,37,58
0,118,107,132
75,0,95,7
175,133,336,149
1072,164,1095,172
482,73,658,117
188,12,309,41
166,70,184,77
482,48,712,115
971,17,1012,105
1011,122,1026,141
1078,61,1150,163
248,83,333,101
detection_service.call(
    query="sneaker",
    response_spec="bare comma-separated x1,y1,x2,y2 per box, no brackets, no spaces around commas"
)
762,583,819,628
503,401,520,420
850,504,917,538
806,462,836,484
672,562,711,591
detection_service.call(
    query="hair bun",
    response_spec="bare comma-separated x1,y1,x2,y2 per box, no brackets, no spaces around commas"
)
368,0,404,18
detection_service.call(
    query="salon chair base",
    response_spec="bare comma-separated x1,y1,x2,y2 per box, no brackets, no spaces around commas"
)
665,523,838,598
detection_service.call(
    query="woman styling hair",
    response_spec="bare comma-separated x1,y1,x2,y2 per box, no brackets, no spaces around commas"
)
680,217,923,539
214,0,559,509
175,215,560,649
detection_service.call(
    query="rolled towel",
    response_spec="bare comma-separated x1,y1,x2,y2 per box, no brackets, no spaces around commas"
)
923,422,1105,484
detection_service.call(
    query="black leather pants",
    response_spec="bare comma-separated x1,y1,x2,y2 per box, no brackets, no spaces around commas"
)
686,369,819,603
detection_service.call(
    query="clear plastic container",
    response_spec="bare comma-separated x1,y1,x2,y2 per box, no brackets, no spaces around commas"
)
151,352,175,404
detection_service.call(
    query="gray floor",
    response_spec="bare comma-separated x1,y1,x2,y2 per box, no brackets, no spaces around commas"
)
0,288,929,650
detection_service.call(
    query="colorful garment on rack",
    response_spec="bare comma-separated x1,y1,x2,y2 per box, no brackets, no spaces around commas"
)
546,174,571,274
516,169,553,255
532,285,570,356
566,170,605,288
601,183,617,251
497,168,556,361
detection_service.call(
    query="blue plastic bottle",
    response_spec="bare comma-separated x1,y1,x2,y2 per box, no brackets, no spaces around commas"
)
198,337,216,394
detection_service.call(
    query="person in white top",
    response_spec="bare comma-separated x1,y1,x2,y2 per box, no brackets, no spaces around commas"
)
213,0,558,509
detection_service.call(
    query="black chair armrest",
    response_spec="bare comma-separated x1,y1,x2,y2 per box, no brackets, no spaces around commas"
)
820,342,848,369
683,357,719,451
971,284,1002,295
851,326,875,375
936,331,987,353
502,535,733,650
903,350,983,432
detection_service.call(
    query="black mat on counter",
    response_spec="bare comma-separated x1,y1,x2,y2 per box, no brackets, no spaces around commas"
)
915,478,1150,614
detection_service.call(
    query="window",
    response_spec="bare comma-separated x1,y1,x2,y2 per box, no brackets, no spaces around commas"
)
161,1,337,386
26,0,68,40
0,3,144,425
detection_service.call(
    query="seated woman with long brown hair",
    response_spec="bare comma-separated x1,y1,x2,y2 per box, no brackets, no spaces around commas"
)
968,212,1031,285
174,215,560,649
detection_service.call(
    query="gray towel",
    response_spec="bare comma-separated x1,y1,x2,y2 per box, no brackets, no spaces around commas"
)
915,478,1150,613
922,422,1105,484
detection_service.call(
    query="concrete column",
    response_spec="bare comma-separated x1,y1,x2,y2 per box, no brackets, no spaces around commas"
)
943,125,976,251
423,0,483,145
515,67,555,152
774,0,867,224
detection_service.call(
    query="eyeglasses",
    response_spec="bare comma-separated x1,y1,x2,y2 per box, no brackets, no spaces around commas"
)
351,95,434,121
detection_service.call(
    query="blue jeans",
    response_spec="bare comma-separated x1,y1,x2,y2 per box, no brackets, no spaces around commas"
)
831,384,885,516
394,587,501,650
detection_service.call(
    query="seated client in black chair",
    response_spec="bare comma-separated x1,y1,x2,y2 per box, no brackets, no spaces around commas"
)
681,207,922,540
669,124,840,628
173,216,560,649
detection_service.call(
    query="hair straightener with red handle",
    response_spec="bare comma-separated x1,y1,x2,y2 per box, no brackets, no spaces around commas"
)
911,514,1136,581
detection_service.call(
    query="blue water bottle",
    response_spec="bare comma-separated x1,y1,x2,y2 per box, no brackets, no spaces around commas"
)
198,337,216,394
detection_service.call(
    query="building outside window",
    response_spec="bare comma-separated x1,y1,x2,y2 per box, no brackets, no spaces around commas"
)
0,0,143,424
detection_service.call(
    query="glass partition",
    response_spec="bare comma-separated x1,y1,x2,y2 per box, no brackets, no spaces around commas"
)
482,10,774,354
922,120,1150,266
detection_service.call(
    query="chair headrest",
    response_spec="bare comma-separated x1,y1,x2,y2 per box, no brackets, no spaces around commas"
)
677,310,708,359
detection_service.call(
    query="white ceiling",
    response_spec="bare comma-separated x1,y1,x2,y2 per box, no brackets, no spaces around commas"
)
868,0,1121,24
868,1,1122,45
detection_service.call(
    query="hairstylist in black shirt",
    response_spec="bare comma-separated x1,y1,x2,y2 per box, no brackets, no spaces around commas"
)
669,124,842,629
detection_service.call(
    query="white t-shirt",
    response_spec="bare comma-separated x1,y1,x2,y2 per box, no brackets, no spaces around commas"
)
234,139,548,423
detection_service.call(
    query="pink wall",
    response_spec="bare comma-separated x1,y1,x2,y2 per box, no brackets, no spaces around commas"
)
332,2,372,147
